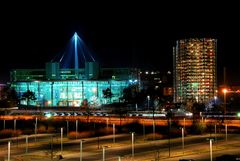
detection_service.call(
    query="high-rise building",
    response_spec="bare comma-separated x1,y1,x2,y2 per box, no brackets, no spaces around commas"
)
173,38,217,103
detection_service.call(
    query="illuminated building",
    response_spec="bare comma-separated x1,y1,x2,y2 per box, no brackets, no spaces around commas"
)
10,33,138,107
11,80,129,107
173,38,217,103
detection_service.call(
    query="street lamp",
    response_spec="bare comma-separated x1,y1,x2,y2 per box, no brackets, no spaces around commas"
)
14,119,16,133
61,127,63,155
3,119,5,129
102,146,106,161
102,145,110,161
166,111,172,157
223,89,227,118
113,124,115,143
153,120,155,141
35,117,38,142
130,132,135,158
214,96,217,104
225,124,228,141
143,121,145,141
80,140,85,161
106,118,109,130
214,124,217,143
25,135,28,154
8,141,10,161
147,95,150,111
209,139,213,161
181,127,184,154
118,156,121,161
183,118,186,130
76,120,78,139
66,120,69,137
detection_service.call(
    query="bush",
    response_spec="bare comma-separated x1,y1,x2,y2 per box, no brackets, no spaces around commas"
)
191,122,206,134
46,126,55,133
145,133,164,140
0,129,22,139
22,129,33,135
170,128,182,138
38,124,47,133
97,127,117,136
68,131,94,139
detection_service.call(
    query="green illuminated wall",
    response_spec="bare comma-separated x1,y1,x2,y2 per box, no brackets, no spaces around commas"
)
13,80,128,107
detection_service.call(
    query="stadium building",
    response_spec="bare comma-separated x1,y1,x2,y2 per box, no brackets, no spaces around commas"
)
10,33,138,107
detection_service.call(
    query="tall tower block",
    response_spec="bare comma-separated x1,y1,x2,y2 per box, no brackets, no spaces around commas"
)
173,38,217,103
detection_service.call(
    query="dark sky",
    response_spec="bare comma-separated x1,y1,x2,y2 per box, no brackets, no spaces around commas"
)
0,2,239,84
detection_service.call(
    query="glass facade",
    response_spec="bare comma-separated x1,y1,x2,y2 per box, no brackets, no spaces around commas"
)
173,38,217,103
12,80,128,107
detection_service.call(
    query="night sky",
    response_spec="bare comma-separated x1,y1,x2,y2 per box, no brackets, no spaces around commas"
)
0,2,239,85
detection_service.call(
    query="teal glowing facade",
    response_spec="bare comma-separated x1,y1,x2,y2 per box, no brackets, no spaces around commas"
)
12,80,129,107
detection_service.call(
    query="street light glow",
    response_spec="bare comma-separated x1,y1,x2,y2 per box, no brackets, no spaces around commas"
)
237,112,240,117
223,88,228,93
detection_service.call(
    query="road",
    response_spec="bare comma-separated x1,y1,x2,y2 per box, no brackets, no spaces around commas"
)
1,131,240,161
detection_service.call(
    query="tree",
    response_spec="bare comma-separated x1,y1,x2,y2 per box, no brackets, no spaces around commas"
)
122,87,132,103
21,90,37,106
102,88,113,103
81,99,89,109
122,85,138,104
0,85,18,108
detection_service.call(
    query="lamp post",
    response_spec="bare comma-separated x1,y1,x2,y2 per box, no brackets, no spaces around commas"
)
214,124,217,143
143,122,145,141
225,124,228,141
147,95,150,111
153,120,155,140
223,89,227,121
8,141,10,161
76,120,78,139
182,127,184,154
166,111,172,157
26,135,28,154
14,119,16,133
131,132,135,158
51,135,53,160
168,119,171,157
3,119,5,129
183,118,186,130
102,146,106,161
113,124,115,143
102,146,110,161
80,140,85,161
66,120,69,137
35,117,37,142
214,96,217,104
106,118,109,130
61,127,63,155
209,139,213,161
